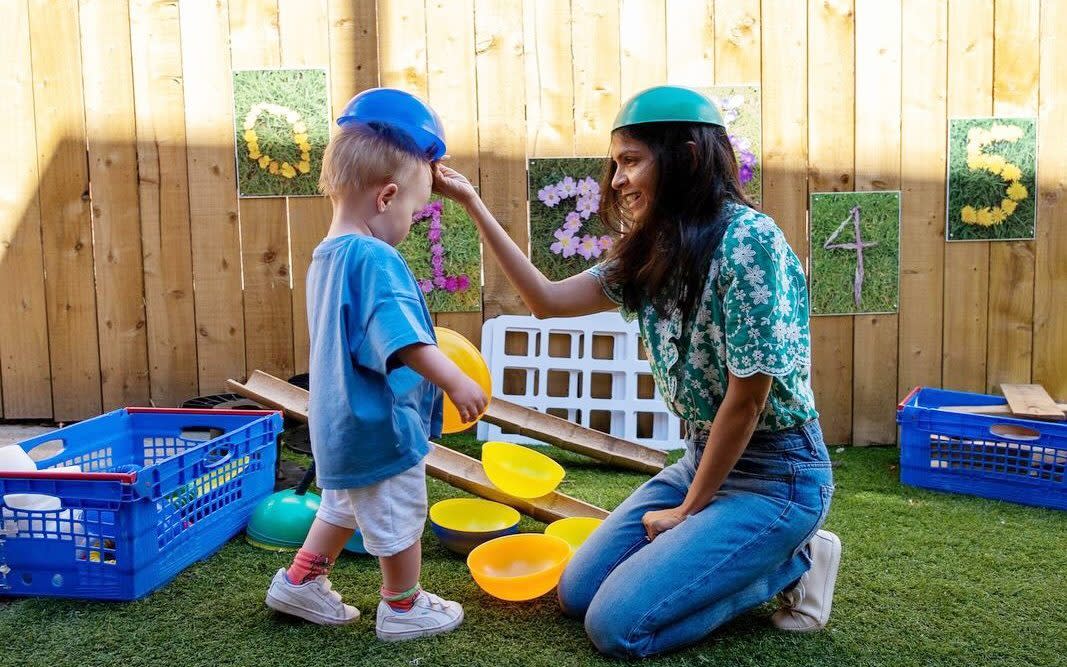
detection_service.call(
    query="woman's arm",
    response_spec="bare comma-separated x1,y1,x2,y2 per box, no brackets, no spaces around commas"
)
642,371,773,540
434,164,617,319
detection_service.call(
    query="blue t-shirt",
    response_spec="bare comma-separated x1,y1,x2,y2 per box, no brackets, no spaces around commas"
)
306,234,443,489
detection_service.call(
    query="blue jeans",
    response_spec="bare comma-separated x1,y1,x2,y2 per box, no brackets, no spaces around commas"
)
557,420,834,658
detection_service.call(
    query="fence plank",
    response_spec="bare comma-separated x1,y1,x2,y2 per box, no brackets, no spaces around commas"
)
280,0,330,375
808,0,855,444
475,0,527,317
852,0,901,445
666,0,714,86
620,0,666,99
943,0,993,393
572,0,620,155
428,0,484,347
760,0,807,254
714,0,760,83
28,0,102,420
1033,0,1067,399
180,0,246,393
130,0,199,408
898,0,947,401
987,0,1039,391
0,0,52,418
80,0,151,410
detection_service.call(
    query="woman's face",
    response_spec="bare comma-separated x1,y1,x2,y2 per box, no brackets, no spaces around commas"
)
609,132,658,224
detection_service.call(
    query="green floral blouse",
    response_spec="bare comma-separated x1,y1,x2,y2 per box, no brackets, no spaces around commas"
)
587,200,818,432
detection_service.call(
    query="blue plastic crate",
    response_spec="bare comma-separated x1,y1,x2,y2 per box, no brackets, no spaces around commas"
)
897,387,1067,511
0,407,282,600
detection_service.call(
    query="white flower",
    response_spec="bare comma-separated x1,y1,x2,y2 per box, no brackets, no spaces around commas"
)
733,225,751,241
751,285,772,305
744,264,766,287
731,242,756,267
772,321,789,341
744,315,756,327
709,323,724,344
786,322,802,342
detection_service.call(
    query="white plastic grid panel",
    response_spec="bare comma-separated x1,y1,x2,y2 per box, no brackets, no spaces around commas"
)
477,313,685,451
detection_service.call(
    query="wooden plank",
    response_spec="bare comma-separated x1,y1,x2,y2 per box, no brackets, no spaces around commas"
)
483,397,667,473
852,0,901,445
620,0,666,99
524,0,575,157
180,0,246,393
808,0,855,445
327,0,378,120
1000,383,1065,421
666,0,714,87
987,0,1039,391
227,371,608,522
279,0,330,374
898,0,947,403
0,0,52,418
714,0,760,83
229,0,293,382
475,0,527,317
760,0,807,255
377,0,427,95
572,0,620,155
1033,0,1067,399
80,0,151,410
28,0,102,420
130,0,199,408
428,0,483,348
943,0,993,393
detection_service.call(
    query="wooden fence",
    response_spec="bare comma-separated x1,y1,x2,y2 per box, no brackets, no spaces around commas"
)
2,0,1065,445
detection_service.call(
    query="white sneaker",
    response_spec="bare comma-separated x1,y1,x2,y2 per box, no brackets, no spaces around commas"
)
375,590,464,642
265,568,360,626
772,530,842,632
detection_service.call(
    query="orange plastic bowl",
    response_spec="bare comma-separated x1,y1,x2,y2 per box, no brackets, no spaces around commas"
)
466,533,572,601
481,441,565,498
434,326,492,434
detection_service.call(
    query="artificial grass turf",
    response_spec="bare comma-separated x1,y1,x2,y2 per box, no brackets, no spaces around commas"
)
3,438,1064,667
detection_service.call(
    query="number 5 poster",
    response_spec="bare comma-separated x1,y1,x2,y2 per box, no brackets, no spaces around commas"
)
809,191,901,316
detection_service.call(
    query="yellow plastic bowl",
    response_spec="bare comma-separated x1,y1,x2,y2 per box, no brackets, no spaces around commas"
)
545,517,603,552
429,498,521,555
434,326,492,434
466,533,572,601
481,441,565,499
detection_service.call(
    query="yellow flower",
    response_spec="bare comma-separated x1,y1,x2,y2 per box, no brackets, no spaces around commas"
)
257,155,271,169
298,141,311,153
300,151,311,162
984,154,1006,174
248,145,261,159
990,207,1007,224
243,129,257,143
1001,198,1018,215
967,154,982,170
976,207,994,226
293,133,309,145
1006,181,1028,201
1000,163,1022,182
961,205,978,224
280,162,297,178
297,160,311,174
269,160,280,174
293,121,307,134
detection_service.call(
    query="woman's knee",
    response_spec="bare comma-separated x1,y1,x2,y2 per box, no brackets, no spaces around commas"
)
583,600,649,659
556,562,593,619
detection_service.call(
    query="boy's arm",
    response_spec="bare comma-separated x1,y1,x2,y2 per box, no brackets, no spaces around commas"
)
395,343,488,422
433,165,617,319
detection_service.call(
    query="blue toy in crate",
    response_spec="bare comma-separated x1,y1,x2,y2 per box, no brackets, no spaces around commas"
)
897,387,1067,511
0,407,282,600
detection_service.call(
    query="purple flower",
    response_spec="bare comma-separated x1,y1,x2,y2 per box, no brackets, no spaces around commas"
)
559,176,578,197
431,244,445,257
418,279,433,293
551,228,578,257
598,235,614,252
433,275,447,289
576,235,599,260
431,256,444,272
538,185,561,207
445,276,459,292
456,274,470,291
564,211,582,232
428,228,442,242
739,164,753,184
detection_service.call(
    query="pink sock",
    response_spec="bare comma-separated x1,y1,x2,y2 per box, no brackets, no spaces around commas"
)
286,549,332,585
381,584,421,612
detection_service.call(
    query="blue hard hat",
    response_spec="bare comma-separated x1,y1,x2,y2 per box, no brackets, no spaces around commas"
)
337,88,446,160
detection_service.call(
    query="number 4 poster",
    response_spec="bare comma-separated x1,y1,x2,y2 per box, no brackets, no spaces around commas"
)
809,191,900,316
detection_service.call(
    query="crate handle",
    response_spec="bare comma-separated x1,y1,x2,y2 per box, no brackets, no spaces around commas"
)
203,448,235,469
990,424,1041,442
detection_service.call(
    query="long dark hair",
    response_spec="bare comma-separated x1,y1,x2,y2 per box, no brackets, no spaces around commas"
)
598,122,751,320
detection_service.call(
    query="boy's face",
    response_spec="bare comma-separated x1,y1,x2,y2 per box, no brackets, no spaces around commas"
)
371,161,433,247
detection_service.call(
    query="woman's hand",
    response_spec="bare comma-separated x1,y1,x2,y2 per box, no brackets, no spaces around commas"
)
432,163,478,205
641,507,688,541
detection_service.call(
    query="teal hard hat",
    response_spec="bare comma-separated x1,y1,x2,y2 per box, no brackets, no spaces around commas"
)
612,85,725,131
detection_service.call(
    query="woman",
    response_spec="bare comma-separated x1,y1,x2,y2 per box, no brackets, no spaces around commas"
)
433,85,840,658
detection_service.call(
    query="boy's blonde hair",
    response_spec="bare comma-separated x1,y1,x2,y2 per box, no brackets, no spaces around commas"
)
319,122,426,198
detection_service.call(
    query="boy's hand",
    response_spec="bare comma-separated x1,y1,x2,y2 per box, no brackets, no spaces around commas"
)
444,374,489,424
433,163,478,206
